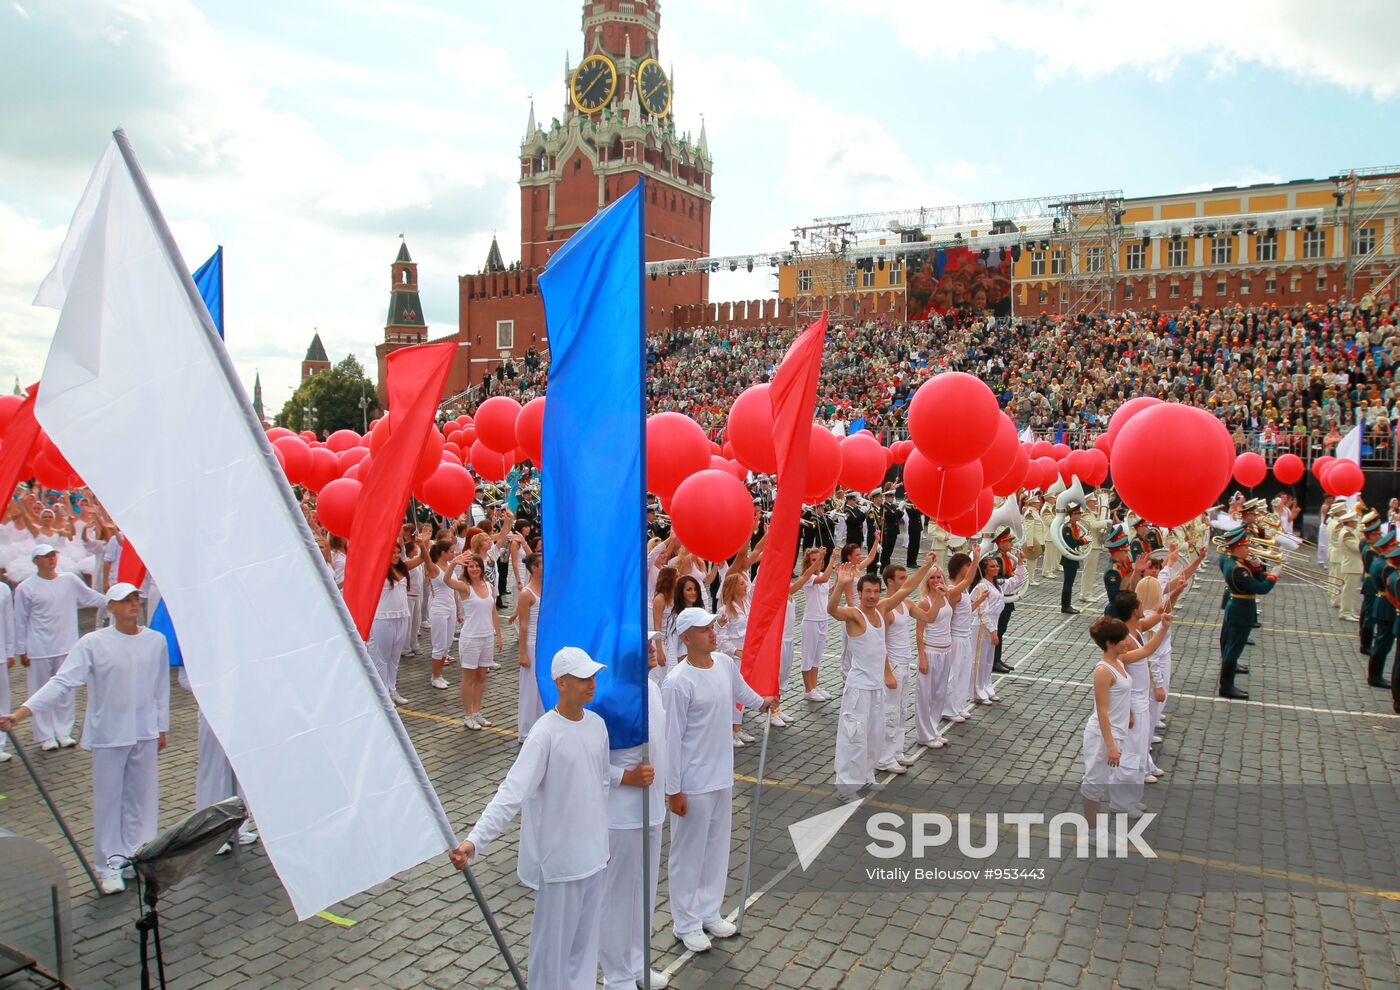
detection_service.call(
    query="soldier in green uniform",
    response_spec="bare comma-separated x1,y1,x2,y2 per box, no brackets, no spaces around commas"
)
1359,512,1395,657
1102,525,1140,614
1128,517,1162,561
1059,504,1087,615
1367,544,1400,690
1218,526,1278,700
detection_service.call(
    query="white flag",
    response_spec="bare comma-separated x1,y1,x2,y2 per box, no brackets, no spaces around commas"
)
1336,423,1363,465
33,135,452,919
1019,426,1035,443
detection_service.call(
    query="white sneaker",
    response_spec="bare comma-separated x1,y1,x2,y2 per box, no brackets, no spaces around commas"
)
215,842,232,856
0,750,11,762
40,740,59,751
951,714,967,724
464,715,482,730
477,713,495,728
644,970,670,989
876,763,907,774
1135,802,1149,814
769,713,789,728
1145,775,1160,784
677,929,711,953
390,692,408,705
98,874,126,895
898,754,918,766
237,829,260,846
731,735,745,748
58,735,78,748
737,730,756,743
987,694,1000,703
704,918,738,939
922,737,946,749
1151,735,1164,745
818,688,834,701
430,676,449,690
421,621,431,629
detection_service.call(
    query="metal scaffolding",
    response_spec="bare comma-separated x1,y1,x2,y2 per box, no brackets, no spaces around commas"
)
1056,192,1124,318
1337,167,1400,301
812,190,1123,236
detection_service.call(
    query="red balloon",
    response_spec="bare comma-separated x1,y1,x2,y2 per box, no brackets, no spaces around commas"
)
1064,449,1095,486
415,427,445,485
709,454,747,482
727,384,778,474
670,469,754,562
1079,447,1110,488
891,439,912,465
271,445,286,472
344,457,372,481
1311,455,1335,481
805,425,842,502
1273,452,1304,485
1104,396,1164,453
838,432,886,493
709,441,722,455
646,412,711,498
458,424,478,449
316,478,362,537
0,394,21,433
1028,440,1053,459
1112,403,1233,528
979,416,1020,491
337,446,369,471
1233,451,1268,488
273,435,311,485
475,396,522,453
325,429,361,453
908,372,1000,467
941,487,994,538
1034,456,1060,488
303,446,342,493
32,452,70,491
516,397,546,465
470,440,513,483
1093,433,1112,455
446,429,469,449
298,430,317,443
903,449,983,519
423,462,477,517
1050,443,1071,461
990,447,1030,497
443,441,464,461
513,446,531,465
455,414,473,427
265,426,294,442
1326,460,1364,497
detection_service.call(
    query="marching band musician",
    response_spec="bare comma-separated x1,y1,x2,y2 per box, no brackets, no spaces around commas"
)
990,526,1022,674
1217,526,1279,699
1077,492,1112,606
1040,499,1063,583
1325,502,1349,612
1335,512,1364,622
901,484,924,569
1386,557,1400,715
1128,517,1163,561
1058,504,1088,615
1021,495,1045,586
1359,512,1396,657
879,485,902,571
1102,525,1150,614
840,493,863,550
1367,540,1400,692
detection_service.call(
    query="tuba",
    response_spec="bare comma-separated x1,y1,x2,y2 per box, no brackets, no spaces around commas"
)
1050,476,1091,562
978,493,1024,555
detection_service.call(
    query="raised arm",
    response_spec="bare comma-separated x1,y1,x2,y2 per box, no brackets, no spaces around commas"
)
880,553,935,612
1122,614,1171,661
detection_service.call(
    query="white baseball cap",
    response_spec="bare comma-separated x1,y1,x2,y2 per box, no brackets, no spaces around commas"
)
674,607,718,636
105,582,141,602
31,543,56,558
551,646,605,680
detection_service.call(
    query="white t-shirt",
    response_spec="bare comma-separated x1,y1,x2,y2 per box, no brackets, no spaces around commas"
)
25,625,170,749
15,572,107,658
606,679,667,830
663,652,764,796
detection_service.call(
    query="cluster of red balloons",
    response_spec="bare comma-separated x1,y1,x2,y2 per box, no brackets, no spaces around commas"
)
1311,454,1364,498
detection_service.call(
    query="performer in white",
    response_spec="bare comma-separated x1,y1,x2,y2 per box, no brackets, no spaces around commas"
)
798,547,836,703
874,556,936,773
448,647,615,990
0,576,13,762
968,554,1026,705
663,607,776,953
599,633,669,990
511,551,545,741
828,564,895,798
14,543,107,749
1,583,170,894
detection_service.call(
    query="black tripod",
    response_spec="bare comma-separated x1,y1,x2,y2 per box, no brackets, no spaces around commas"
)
132,869,167,990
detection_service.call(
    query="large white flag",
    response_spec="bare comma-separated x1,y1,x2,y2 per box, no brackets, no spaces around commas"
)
33,134,453,919
1336,423,1363,465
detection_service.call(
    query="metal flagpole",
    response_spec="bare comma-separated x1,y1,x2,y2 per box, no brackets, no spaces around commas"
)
736,713,772,933
4,732,102,895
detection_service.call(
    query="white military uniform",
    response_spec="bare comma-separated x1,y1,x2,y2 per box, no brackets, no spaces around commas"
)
600,679,667,990
834,607,886,796
663,652,764,936
25,625,170,878
1335,524,1364,620
466,708,611,990
1078,508,1111,602
15,572,107,745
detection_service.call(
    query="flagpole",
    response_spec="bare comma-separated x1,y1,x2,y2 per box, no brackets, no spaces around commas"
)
736,713,771,933
110,130,526,989
637,175,653,990
4,732,102,895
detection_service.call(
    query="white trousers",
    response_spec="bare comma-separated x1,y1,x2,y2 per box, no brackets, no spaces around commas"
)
1119,701,1151,809
195,711,236,810
369,616,411,692
944,636,973,717
428,607,456,659
1148,653,1172,741
835,683,884,790
1080,547,1103,600
973,626,997,700
0,660,10,754
879,660,912,766
915,646,952,744
518,654,544,742
668,788,732,934
528,869,606,990
91,739,159,878
402,594,422,655
1041,541,1062,578
600,824,662,990
27,654,74,745
800,619,826,672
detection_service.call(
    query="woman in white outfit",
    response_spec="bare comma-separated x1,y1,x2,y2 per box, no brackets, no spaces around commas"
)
875,555,936,773
401,525,427,659
799,547,836,703
715,572,753,746
651,567,678,672
771,555,820,727
1081,614,1170,820
942,550,980,721
424,542,460,689
968,553,1026,706
913,568,953,749
367,538,426,705
444,552,502,730
510,551,544,742
664,576,705,676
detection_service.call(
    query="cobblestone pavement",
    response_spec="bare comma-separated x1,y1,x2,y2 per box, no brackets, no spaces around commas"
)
2,544,1399,989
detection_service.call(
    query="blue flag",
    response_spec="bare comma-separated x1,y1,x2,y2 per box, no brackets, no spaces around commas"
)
156,246,223,666
848,416,866,435
536,182,647,747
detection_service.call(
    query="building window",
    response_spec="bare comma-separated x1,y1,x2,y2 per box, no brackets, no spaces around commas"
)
1210,236,1234,265
843,267,857,290
861,267,875,288
1168,239,1189,267
1125,243,1145,271
1050,249,1066,275
1265,275,1277,293
1354,226,1377,256
1317,272,1328,291
1216,279,1227,294
1192,275,1203,297
1169,281,1180,298
1085,246,1104,273
888,259,903,285
1039,289,1048,304
1240,276,1251,295
1030,251,1046,276
496,320,514,350
1123,282,1134,300
797,269,812,292
1290,274,1302,293
1303,228,1327,259
1256,230,1278,262
1148,279,1157,299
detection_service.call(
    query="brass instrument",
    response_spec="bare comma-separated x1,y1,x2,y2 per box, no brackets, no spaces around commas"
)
1211,534,1343,588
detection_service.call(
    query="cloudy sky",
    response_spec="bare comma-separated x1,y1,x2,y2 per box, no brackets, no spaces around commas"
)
2,0,1397,415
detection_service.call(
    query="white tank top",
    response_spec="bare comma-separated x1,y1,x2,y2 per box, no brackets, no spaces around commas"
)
375,578,409,620
1085,659,1132,740
458,584,496,638
716,601,749,655
428,572,456,613
885,602,912,663
845,609,886,690
518,585,539,655
949,594,971,637
1125,630,1151,709
921,600,953,650
802,577,829,620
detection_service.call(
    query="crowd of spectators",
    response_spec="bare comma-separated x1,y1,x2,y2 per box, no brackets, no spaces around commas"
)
474,296,1400,464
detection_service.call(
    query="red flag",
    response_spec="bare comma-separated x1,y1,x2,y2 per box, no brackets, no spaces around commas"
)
740,313,828,695
343,342,456,638
116,539,148,587
0,383,42,502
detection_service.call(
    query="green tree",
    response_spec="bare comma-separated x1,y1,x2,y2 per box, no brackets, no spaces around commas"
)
277,354,380,436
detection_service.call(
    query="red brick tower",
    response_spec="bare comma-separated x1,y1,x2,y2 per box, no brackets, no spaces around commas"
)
456,0,712,390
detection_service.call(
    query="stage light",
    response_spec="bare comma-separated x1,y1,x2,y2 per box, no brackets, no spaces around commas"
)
1141,235,1150,247
877,258,885,271
1333,189,1346,208
650,272,657,281
1010,245,1022,262
729,261,737,271
746,260,753,272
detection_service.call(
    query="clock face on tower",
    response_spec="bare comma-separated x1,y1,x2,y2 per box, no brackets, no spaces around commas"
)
570,53,618,114
635,58,671,117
